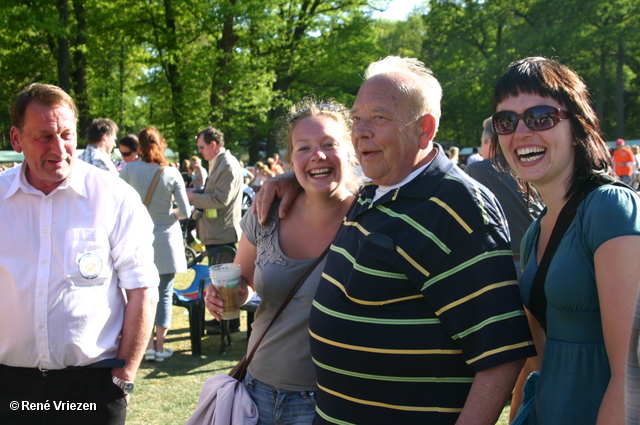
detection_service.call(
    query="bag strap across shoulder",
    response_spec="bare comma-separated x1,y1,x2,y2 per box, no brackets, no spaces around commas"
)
231,244,331,381
144,165,166,208
528,174,629,333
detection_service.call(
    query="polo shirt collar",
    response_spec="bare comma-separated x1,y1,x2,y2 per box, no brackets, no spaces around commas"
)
359,144,452,206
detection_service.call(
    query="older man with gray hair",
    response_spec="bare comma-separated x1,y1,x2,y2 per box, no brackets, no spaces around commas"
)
256,56,534,424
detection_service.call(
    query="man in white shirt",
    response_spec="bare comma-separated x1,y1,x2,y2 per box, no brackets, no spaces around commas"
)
78,118,119,174
0,83,159,425
466,146,483,166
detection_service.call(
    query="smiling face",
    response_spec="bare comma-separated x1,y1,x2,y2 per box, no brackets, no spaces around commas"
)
351,74,431,186
10,101,77,195
496,93,575,192
290,115,351,196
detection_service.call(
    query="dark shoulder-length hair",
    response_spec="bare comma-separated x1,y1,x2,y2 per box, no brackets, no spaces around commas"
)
138,126,167,166
490,57,614,200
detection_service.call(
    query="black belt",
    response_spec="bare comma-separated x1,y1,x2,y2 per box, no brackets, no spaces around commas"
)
68,358,126,369
1,358,126,374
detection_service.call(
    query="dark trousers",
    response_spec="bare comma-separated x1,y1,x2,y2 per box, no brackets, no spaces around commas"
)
205,242,237,251
0,365,126,425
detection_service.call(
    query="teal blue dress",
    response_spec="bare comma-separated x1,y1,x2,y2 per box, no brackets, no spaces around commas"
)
519,185,640,424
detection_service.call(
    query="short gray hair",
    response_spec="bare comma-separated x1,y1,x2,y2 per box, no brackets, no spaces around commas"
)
363,56,442,123
482,117,494,142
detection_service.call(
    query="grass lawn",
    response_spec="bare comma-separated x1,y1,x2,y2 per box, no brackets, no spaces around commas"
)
126,269,512,425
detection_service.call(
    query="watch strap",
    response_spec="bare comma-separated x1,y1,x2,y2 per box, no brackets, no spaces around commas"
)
112,375,135,394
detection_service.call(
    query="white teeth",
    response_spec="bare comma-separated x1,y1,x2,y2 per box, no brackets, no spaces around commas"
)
520,154,544,163
517,147,545,156
516,147,546,163
310,168,331,176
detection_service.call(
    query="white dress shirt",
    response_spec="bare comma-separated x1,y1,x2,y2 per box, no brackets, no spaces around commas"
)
0,159,158,369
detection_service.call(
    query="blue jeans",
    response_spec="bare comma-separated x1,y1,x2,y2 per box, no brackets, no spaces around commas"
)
242,370,316,425
155,273,175,328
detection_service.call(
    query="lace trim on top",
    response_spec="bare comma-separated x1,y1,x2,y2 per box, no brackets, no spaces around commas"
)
255,207,286,267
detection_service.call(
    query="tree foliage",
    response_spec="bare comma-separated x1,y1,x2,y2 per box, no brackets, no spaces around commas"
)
0,0,638,160
418,0,640,144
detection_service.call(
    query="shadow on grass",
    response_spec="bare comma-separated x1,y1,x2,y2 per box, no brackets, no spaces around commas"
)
128,277,253,424
138,319,250,380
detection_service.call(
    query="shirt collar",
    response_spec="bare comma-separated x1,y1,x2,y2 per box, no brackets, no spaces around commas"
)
364,144,451,205
66,159,89,198
373,162,431,203
4,159,88,199
209,148,226,173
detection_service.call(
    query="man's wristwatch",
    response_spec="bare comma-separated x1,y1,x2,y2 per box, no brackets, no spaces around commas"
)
112,375,135,394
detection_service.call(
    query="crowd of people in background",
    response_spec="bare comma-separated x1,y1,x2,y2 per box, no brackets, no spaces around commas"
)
3,54,640,425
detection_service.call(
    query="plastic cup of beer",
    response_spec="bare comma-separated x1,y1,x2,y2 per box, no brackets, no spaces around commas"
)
209,263,241,320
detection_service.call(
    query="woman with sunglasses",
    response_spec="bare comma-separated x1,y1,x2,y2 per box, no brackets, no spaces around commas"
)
204,98,360,425
116,134,140,171
490,57,640,424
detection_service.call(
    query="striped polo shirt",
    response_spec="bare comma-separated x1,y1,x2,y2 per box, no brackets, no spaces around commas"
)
309,148,535,424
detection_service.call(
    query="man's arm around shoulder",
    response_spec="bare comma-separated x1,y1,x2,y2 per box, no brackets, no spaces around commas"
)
252,171,301,225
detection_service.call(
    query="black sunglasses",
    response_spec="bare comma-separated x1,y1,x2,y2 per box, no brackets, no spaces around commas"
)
492,105,570,135
120,150,134,157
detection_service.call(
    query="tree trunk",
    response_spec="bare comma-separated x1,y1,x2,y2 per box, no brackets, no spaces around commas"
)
56,0,70,93
72,0,89,142
616,41,625,138
163,0,190,161
596,45,607,124
210,0,238,127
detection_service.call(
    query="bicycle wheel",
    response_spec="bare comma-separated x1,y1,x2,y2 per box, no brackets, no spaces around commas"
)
185,246,197,267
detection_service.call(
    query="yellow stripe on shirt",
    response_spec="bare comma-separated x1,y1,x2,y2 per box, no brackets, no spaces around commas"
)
322,273,423,306
310,330,462,355
435,280,518,315
317,383,464,413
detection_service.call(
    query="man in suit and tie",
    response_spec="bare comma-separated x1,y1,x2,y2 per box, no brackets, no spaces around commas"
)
187,126,243,333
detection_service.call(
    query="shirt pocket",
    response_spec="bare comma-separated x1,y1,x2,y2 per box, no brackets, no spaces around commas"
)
65,228,112,287
344,232,404,302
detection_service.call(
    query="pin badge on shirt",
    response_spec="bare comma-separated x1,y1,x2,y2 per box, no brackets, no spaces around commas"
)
78,252,102,279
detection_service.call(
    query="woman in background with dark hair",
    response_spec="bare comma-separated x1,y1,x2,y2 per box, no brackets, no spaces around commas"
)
491,57,640,424
120,126,190,362
116,134,140,171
